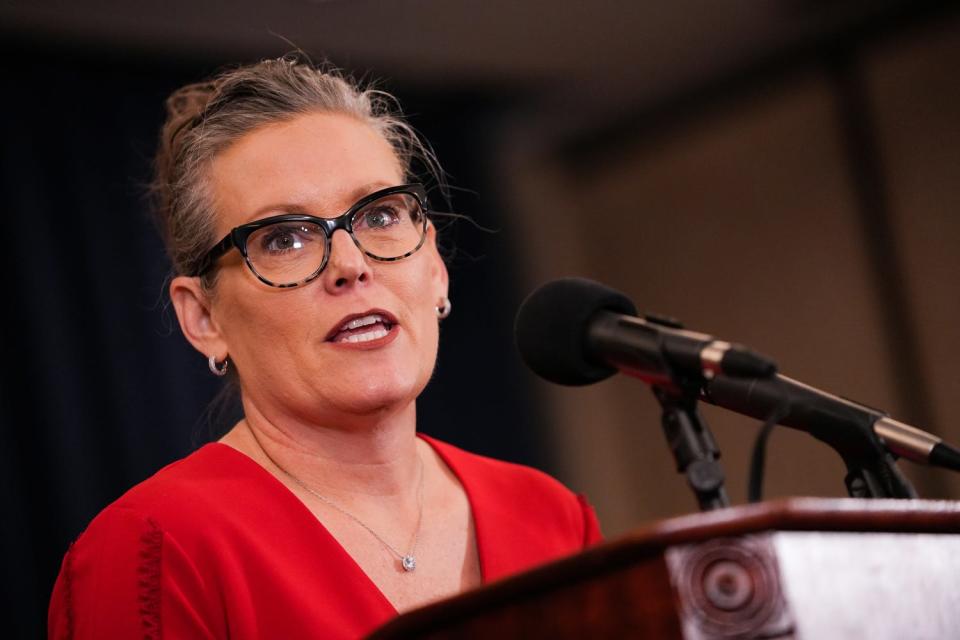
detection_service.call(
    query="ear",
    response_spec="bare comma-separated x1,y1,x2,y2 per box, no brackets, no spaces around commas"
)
169,275,229,361
425,222,449,300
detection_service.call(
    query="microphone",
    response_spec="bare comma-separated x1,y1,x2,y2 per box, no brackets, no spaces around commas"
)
514,277,777,387
515,277,960,473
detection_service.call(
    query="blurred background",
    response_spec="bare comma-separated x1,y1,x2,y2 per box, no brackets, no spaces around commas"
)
2,0,959,636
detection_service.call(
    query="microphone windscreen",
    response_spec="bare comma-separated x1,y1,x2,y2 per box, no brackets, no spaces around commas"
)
515,278,637,386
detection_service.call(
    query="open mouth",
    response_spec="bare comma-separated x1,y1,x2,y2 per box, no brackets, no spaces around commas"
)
326,311,397,344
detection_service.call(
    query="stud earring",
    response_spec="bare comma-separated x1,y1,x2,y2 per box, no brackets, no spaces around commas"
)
436,297,452,320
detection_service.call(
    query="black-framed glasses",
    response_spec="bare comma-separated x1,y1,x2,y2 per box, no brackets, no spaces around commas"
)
191,184,430,288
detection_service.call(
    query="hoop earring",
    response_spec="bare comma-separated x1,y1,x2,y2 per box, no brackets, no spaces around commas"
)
436,297,452,320
208,354,229,377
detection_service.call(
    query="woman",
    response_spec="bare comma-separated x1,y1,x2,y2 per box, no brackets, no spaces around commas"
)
48,58,601,639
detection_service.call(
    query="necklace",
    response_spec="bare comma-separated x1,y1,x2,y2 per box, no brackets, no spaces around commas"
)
246,424,425,573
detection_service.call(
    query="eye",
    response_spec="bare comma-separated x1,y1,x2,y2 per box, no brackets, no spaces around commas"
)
356,204,403,230
259,224,316,254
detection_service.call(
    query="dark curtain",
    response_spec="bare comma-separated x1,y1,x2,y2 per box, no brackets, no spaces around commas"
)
0,44,546,639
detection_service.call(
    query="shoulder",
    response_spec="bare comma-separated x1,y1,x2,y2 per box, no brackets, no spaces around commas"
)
56,444,239,582
68,443,264,557
49,446,236,639
420,434,603,551
422,434,576,501
103,443,241,525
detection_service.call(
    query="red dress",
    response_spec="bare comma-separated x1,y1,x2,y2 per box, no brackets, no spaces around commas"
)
48,434,602,639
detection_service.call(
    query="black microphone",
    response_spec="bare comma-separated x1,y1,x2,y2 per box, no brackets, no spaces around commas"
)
515,277,777,388
515,277,960,473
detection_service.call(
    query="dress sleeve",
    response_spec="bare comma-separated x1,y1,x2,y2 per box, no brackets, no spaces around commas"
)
576,493,604,546
48,506,219,640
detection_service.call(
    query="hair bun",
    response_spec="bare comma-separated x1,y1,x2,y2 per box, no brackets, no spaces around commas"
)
166,81,218,121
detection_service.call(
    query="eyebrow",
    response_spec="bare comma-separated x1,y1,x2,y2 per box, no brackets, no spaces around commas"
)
241,181,399,224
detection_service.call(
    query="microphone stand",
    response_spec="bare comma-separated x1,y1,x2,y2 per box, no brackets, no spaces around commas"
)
652,383,730,511
798,413,917,499
652,370,918,506
703,374,918,499
845,450,917,499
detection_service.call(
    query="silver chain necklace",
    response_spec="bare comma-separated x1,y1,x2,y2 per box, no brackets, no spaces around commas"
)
248,425,425,573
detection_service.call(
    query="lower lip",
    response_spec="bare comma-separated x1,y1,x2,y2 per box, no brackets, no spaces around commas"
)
327,323,400,350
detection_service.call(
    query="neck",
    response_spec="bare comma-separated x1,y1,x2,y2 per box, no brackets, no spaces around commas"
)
228,395,422,502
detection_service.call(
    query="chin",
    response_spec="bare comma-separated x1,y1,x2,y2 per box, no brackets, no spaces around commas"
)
330,369,428,417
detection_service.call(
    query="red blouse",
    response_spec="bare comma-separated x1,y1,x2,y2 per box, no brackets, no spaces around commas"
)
49,435,602,639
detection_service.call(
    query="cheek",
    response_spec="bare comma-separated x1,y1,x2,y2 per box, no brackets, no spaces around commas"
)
397,267,440,328
415,304,440,359
380,264,440,364
215,276,313,364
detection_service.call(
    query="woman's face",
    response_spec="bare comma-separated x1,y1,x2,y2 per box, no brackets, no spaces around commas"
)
202,112,448,425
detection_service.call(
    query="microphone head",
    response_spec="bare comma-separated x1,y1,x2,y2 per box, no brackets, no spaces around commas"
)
515,277,637,386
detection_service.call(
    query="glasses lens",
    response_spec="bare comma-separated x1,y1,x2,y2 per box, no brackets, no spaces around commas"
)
246,220,326,286
351,192,425,259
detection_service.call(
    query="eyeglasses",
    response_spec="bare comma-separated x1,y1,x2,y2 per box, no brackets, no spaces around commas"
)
191,184,430,288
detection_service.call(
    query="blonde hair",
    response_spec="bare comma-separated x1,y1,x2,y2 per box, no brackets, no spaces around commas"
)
150,57,438,284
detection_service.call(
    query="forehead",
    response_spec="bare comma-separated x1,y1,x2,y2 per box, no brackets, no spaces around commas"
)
208,112,404,227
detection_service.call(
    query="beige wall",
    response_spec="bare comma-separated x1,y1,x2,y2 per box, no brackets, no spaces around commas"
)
504,21,960,535
867,23,960,499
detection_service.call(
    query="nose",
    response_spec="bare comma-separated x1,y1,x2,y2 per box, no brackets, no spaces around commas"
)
322,229,370,293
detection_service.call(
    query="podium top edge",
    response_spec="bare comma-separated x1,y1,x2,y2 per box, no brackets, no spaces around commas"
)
618,497,960,548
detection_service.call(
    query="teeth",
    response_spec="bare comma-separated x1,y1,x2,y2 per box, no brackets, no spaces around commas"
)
340,327,389,343
342,314,384,331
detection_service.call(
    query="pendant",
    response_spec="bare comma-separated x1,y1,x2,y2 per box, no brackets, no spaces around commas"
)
401,555,417,572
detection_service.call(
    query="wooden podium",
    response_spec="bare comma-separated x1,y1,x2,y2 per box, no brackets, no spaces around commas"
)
369,499,960,639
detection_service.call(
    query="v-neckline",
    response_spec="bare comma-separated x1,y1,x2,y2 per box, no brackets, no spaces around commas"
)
206,434,487,615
